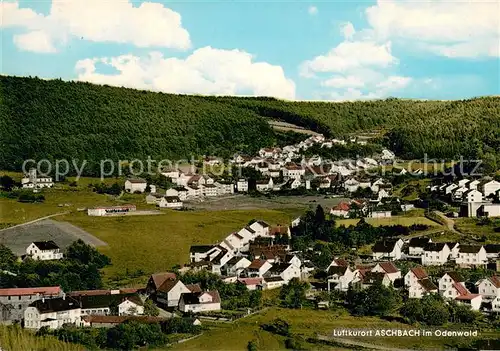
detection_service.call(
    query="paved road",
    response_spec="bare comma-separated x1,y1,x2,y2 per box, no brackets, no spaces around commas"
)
0,211,69,233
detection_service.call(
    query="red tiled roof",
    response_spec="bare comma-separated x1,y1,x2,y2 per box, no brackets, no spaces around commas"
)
186,284,202,293
455,294,480,301
238,278,262,286
410,267,428,280
248,259,268,269
488,276,500,288
150,272,176,289
0,286,61,297
334,258,349,267
157,279,182,294
270,225,289,236
332,202,350,211
453,282,470,296
417,278,437,292
82,315,166,324
378,262,399,274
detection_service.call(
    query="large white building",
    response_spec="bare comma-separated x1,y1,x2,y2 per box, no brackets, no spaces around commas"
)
21,168,53,189
87,204,136,216
24,297,82,330
125,178,147,193
26,241,64,261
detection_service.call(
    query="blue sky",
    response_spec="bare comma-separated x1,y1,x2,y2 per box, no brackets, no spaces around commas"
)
1,0,499,100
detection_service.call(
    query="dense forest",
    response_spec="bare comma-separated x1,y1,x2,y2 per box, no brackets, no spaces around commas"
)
1,75,499,173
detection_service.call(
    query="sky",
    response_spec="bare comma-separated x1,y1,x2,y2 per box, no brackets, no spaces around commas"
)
1,0,499,101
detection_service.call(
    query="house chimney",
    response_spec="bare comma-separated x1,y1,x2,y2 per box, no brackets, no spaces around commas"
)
62,293,66,300
42,297,45,303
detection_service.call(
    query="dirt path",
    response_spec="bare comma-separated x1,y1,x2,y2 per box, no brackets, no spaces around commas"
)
317,335,414,351
433,211,460,233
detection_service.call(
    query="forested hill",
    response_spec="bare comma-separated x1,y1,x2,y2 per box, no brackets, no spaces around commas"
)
213,96,500,161
1,75,499,173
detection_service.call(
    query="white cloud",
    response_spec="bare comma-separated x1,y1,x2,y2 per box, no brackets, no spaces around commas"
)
308,6,318,15
75,47,296,100
0,0,191,53
321,75,365,89
340,22,356,41
301,41,396,76
13,31,57,53
365,0,500,58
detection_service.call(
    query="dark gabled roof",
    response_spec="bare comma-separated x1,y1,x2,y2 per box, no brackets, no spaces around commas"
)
372,239,398,253
418,278,438,292
32,241,59,250
424,243,448,252
181,290,220,305
77,293,143,309
409,237,431,248
244,226,256,234
29,297,80,313
444,271,464,283
446,242,459,249
257,220,270,228
267,263,292,275
225,256,246,267
459,245,483,254
186,284,202,293
189,245,214,254
164,196,181,202
484,244,500,253
327,266,348,276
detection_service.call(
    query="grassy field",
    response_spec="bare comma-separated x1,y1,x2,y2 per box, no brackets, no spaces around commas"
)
60,209,294,286
0,188,149,229
336,216,437,228
171,307,485,351
455,217,500,243
0,325,83,351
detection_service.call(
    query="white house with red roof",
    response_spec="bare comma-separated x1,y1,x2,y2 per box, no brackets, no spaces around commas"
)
326,265,355,292
438,272,465,294
477,276,500,300
237,277,262,291
404,267,428,288
246,259,272,278
330,202,350,218
442,282,482,310
409,278,438,299
371,262,401,283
